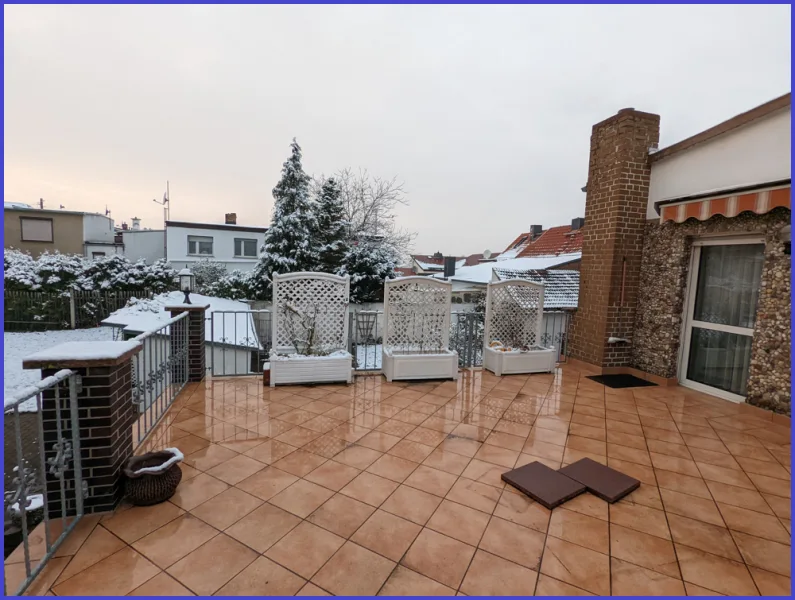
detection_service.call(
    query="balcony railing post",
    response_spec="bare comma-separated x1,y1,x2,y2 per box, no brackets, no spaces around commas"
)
22,340,142,516
165,302,209,382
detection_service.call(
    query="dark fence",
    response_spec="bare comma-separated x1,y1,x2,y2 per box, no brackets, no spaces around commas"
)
4,290,153,332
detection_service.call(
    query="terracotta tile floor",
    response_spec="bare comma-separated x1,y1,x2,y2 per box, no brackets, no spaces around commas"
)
8,366,791,596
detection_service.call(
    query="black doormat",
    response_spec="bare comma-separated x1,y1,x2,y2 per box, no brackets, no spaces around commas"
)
586,374,657,389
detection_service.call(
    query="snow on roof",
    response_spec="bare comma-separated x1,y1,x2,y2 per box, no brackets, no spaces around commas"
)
433,254,581,285
494,268,580,309
102,291,262,349
166,220,267,233
413,256,467,271
4,202,34,209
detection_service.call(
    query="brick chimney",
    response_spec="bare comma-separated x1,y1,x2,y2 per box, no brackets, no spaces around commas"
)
225,213,237,225
568,108,660,369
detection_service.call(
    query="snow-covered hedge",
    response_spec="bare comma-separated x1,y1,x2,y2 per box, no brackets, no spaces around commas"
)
4,249,178,293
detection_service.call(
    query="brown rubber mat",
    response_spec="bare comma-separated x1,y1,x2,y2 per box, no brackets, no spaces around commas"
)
501,461,586,509
559,457,640,503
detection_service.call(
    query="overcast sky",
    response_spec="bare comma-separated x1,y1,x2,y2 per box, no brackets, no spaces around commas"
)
4,4,791,256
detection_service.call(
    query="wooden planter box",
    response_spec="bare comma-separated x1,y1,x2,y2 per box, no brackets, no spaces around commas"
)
382,348,459,382
269,353,353,387
483,346,557,376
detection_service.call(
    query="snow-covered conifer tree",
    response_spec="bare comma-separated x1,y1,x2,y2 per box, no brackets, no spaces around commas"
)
254,139,318,288
313,177,349,274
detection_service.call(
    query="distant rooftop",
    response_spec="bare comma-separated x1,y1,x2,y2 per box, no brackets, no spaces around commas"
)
500,224,584,260
432,254,581,285
166,220,268,233
494,267,580,310
3,203,108,218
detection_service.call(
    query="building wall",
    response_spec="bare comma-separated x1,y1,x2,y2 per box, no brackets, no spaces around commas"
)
568,108,661,368
3,209,84,257
122,230,166,264
166,225,266,272
83,213,116,244
85,243,123,258
648,107,791,218
633,208,791,414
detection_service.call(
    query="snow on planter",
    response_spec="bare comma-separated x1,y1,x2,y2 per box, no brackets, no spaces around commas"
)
483,279,557,376
269,272,353,386
382,277,458,382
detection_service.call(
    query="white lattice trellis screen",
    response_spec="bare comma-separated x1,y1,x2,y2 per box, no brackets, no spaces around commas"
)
271,272,350,354
485,279,546,348
383,277,452,354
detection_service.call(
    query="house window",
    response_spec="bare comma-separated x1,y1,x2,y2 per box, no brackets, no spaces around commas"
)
234,238,258,258
187,235,213,256
92,251,106,259
20,217,53,242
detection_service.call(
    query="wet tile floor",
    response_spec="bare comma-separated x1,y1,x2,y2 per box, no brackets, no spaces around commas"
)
7,366,791,595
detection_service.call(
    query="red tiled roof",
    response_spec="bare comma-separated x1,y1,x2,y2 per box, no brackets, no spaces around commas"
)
503,226,584,258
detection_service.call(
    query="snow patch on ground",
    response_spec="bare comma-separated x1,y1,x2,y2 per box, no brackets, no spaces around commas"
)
355,344,382,369
3,328,115,412
103,291,261,349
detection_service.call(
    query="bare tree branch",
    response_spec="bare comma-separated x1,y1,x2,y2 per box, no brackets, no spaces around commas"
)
312,167,417,261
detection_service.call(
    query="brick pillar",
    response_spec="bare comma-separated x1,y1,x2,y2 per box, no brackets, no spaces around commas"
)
22,341,142,518
569,108,660,369
165,303,209,382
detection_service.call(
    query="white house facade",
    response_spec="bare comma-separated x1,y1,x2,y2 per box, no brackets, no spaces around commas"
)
121,229,166,264
165,220,268,272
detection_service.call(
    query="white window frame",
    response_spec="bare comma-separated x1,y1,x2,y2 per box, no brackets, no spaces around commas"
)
234,237,258,258
187,235,214,256
678,235,765,403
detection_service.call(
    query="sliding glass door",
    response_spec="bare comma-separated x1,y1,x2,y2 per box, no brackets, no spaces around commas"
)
680,239,764,402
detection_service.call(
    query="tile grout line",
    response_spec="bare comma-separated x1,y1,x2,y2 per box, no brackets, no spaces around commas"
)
645,392,686,591
531,375,571,596
37,374,789,596
665,400,762,595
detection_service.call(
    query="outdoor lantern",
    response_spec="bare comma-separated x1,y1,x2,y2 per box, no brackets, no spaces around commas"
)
179,268,195,304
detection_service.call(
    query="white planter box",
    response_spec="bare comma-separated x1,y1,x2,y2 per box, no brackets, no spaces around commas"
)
382,349,459,382
270,353,353,387
483,346,557,376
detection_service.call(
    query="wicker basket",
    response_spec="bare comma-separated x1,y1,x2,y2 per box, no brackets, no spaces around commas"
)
124,448,184,506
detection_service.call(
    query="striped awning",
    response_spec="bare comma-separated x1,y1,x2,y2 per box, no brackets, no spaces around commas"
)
660,185,790,224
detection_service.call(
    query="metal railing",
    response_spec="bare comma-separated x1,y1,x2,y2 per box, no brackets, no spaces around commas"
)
349,309,573,370
3,370,85,596
4,289,154,332
348,310,382,371
130,311,189,449
204,308,573,376
450,312,484,368
539,310,572,363
208,310,271,377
